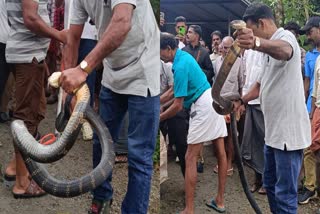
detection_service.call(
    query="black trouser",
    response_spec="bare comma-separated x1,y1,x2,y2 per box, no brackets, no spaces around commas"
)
160,109,189,177
0,42,10,107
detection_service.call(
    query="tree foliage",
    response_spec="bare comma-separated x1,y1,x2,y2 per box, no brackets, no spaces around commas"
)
258,0,320,26
150,0,160,23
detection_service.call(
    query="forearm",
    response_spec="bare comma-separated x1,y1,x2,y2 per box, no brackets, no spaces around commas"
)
160,101,181,121
304,78,310,101
241,82,260,104
63,25,83,69
160,87,174,104
83,4,133,72
256,38,293,61
161,98,174,110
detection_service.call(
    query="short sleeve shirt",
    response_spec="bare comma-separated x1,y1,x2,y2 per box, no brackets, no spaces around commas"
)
173,49,210,109
305,49,320,113
71,0,160,97
259,28,311,151
0,0,10,44
160,61,173,95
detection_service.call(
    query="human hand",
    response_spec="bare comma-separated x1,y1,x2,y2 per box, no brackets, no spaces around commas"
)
232,100,242,112
238,104,246,115
58,29,69,44
236,28,255,50
59,66,88,94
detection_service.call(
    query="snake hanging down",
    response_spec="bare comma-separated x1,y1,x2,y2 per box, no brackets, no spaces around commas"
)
11,72,115,197
211,20,262,214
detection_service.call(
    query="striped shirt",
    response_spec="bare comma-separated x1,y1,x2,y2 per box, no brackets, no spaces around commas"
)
0,0,10,44
5,0,50,63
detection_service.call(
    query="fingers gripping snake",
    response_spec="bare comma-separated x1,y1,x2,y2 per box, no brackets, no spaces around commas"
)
11,72,115,197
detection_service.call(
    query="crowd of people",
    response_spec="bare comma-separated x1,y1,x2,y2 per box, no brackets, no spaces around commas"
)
160,2,320,214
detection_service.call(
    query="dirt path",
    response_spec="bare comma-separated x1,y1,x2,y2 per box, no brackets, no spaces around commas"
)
160,144,319,214
0,104,159,214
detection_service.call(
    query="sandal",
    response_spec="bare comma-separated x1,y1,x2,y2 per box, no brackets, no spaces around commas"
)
258,186,267,195
4,173,16,181
250,182,262,193
115,154,128,164
213,165,233,176
13,179,47,199
206,198,226,213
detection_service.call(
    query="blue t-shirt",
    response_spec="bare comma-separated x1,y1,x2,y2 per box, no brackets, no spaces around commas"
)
172,49,210,109
305,49,320,113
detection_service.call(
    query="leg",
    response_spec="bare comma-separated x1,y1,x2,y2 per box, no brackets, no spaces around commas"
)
274,149,303,214
213,137,227,208
226,124,234,171
0,43,10,105
121,93,160,214
92,86,127,201
167,109,189,177
182,143,203,214
12,62,46,194
263,145,277,213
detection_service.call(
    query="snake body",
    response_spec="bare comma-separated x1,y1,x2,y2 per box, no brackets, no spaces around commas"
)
211,20,262,214
12,72,115,197
211,20,246,115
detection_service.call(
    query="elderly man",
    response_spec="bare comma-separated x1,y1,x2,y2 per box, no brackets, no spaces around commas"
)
160,32,228,214
233,3,310,213
60,1,160,213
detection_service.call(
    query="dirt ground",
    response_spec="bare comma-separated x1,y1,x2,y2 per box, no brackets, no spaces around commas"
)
160,144,319,214
0,104,159,214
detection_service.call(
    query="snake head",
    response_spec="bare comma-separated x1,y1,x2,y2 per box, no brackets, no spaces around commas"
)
230,20,246,30
48,72,62,88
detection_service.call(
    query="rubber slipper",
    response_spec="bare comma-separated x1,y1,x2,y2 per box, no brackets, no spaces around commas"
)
206,199,226,213
13,179,47,199
115,154,128,164
4,174,16,181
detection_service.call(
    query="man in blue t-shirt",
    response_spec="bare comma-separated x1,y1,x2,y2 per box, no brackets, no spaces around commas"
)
160,32,228,214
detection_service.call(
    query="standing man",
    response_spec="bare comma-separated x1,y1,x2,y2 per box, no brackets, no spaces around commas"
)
160,32,228,214
233,3,311,213
297,16,320,205
210,30,222,62
4,0,67,197
183,25,214,85
175,16,187,49
60,1,160,213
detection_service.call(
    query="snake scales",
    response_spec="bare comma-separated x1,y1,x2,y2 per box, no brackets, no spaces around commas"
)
11,72,115,197
211,20,246,115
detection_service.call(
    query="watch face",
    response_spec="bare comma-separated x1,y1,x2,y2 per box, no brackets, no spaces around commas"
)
255,37,261,47
80,61,88,69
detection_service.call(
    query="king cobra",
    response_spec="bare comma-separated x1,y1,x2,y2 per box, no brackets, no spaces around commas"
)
11,72,115,197
211,20,262,214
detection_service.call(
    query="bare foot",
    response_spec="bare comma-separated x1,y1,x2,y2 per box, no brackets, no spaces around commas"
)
180,208,194,214
5,158,16,176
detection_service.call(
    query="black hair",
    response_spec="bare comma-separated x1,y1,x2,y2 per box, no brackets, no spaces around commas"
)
189,25,202,38
210,30,222,39
160,33,178,50
243,2,275,24
284,21,301,35
175,16,186,23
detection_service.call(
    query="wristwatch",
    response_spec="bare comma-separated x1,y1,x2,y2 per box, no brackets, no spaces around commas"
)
239,98,245,105
254,36,261,50
80,60,91,74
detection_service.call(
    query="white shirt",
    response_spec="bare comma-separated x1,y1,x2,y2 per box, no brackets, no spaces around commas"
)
258,28,310,151
81,21,98,40
243,50,264,105
0,0,10,44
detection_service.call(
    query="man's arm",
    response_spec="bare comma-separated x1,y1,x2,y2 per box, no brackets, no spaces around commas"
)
63,24,84,69
82,3,134,71
22,0,66,43
233,82,260,111
237,28,292,61
160,98,184,121
160,86,174,104
59,3,134,93
304,77,310,102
